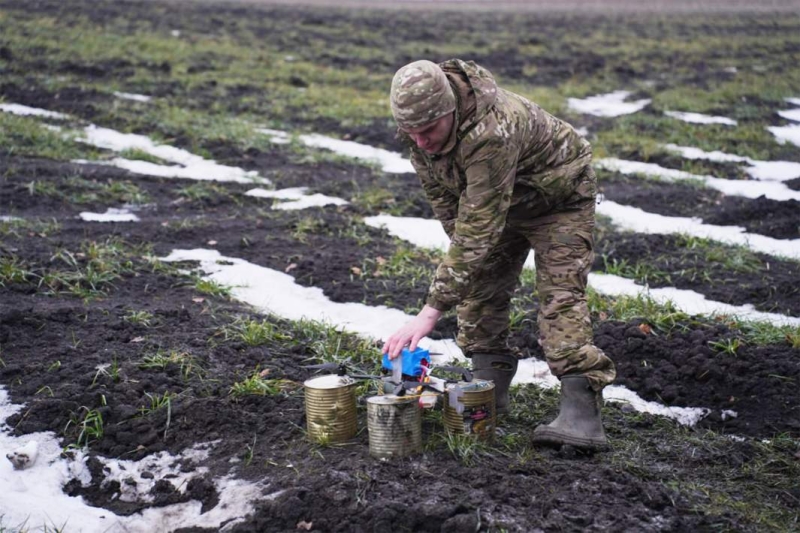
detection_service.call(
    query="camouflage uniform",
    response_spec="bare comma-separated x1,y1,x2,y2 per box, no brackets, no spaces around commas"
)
393,59,615,391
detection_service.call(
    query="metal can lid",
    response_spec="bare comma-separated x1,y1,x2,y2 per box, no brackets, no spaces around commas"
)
304,374,356,389
445,379,493,392
367,394,416,405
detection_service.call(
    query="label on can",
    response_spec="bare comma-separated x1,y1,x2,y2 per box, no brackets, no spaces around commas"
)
461,404,493,435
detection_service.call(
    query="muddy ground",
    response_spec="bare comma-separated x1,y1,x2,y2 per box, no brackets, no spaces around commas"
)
1,0,799,531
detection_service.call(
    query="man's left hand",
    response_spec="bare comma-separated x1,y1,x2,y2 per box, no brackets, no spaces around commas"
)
382,305,442,359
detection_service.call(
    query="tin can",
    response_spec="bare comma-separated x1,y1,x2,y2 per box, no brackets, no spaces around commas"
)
303,374,358,443
367,395,422,459
442,379,496,440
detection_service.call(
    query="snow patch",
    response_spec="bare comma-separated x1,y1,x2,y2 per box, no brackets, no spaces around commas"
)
0,387,270,532
664,143,800,182
258,128,414,174
567,90,651,117
588,271,800,327
113,91,153,103
79,207,140,222
768,124,800,147
367,213,800,327
164,249,734,426
0,216,21,222
160,249,459,363
0,103,69,119
161,249,720,426
664,110,737,126
596,199,800,261
245,187,348,210
769,99,800,146
73,125,264,184
595,157,800,201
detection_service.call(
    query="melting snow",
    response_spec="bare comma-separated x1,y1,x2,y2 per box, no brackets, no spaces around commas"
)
113,91,153,103
245,187,348,210
161,249,461,364
0,387,270,532
75,126,264,184
567,90,651,117
589,271,800,327
597,199,800,261
366,213,800,326
0,103,70,119
160,249,719,425
79,207,140,222
769,99,800,147
258,128,414,174
768,124,800,147
663,143,800,183
595,157,800,201
664,110,737,126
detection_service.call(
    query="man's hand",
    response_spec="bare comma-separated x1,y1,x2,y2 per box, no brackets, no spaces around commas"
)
382,305,442,359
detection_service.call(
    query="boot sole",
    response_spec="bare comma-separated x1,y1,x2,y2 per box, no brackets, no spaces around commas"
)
532,428,608,450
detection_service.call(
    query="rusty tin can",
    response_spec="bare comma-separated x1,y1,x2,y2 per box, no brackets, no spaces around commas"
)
442,379,496,440
366,394,422,459
303,374,358,443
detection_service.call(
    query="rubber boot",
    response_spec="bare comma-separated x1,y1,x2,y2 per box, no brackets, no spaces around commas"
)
532,375,608,449
471,353,518,414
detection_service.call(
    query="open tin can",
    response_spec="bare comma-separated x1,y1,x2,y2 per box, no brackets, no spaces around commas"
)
442,379,496,440
303,374,358,443
367,394,422,459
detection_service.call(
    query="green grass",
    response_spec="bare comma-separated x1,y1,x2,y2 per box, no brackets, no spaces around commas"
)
0,256,32,285
193,277,232,299
119,147,167,164
123,309,155,327
65,406,104,448
40,238,138,299
0,218,61,239
219,317,292,346
229,368,296,398
0,112,99,160
177,182,233,203
139,349,200,379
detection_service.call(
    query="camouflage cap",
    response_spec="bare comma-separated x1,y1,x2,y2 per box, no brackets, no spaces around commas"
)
390,60,456,130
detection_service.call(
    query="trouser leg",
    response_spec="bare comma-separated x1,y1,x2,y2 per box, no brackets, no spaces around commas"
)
455,229,530,356
526,198,616,391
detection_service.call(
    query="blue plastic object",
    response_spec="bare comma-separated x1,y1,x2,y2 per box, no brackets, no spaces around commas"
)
382,347,430,377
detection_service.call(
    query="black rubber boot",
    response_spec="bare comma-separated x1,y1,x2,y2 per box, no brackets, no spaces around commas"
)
471,353,518,414
532,375,608,449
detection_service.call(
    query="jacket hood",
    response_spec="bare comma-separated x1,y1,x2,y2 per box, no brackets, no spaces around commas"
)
440,59,499,135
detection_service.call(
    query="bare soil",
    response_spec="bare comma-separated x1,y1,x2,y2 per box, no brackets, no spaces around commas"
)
1,0,799,531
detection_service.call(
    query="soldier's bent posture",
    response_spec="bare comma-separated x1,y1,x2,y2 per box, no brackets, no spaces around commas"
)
382,59,616,449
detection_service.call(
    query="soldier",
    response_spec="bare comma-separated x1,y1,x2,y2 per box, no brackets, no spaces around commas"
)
382,59,616,449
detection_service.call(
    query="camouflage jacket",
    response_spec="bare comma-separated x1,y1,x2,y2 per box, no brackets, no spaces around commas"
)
403,59,592,312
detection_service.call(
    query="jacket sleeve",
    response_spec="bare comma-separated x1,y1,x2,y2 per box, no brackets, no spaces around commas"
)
410,149,459,239
425,136,518,312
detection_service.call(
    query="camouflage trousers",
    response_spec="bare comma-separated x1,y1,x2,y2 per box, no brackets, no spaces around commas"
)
455,167,616,391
